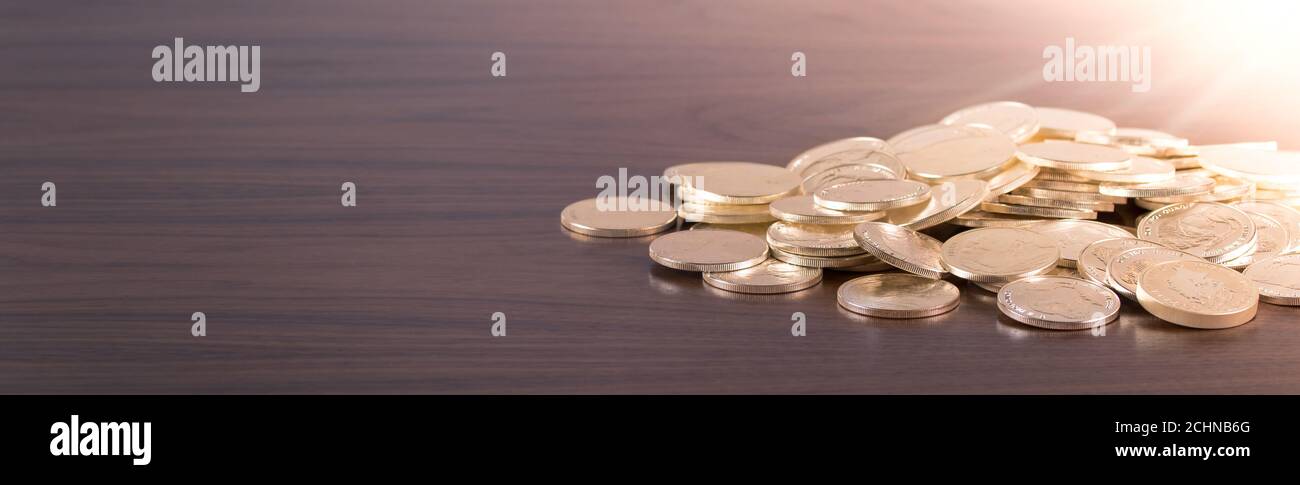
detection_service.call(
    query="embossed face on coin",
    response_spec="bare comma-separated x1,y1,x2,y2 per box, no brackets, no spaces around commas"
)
1105,246,1203,300
769,195,884,225
1222,213,1288,269
813,179,932,212
1027,220,1134,268
891,124,1017,180
664,161,801,203
797,149,904,184
648,229,769,272
941,227,1059,282
765,222,863,257
837,273,960,318
1137,203,1257,263
983,162,1041,198
940,101,1040,143
997,276,1120,330
1234,201,1300,254
703,259,823,294
1137,260,1259,329
886,179,989,230
853,222,947,279
1077,237,1167,285
1244,253,1300,306
787,137,899,177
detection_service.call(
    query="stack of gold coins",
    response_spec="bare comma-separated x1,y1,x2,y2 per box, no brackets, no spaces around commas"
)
1197,146,1300,208
664,161,801,225
764,220,889,271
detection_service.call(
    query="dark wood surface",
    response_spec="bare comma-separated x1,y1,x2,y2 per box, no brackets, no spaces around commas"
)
3,0,1300,393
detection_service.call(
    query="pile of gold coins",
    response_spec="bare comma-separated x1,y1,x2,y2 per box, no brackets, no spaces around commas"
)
561,101,1300,330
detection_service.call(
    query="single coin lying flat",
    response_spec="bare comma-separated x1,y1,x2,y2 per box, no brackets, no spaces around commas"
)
838,273,961,318
560,197,677,237
1017,141,1133,172
813,179,932,212
1137,260,1258,329
649,229,769,272
997,275,1121,330
703,259,823,294
769,195,885,225
941,227,1060,283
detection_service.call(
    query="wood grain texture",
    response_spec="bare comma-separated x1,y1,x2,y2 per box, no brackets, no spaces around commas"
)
2,0,1299,393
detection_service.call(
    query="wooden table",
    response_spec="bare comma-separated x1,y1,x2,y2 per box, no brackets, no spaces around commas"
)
3,0,1299,393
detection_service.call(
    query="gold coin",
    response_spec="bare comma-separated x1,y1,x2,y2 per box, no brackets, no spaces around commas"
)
677,207,776,224
1137,202,1257,263
939,101,1040,143
689,222,771,237
837,273,960,318
1164,155,1202,170
950,210,1043,228
1033,107,1116,139
891,124,1017,181
836,260,897,272
973,266,1074,292
664,162,801,204
786,138,899,177
1021,179,1101,193
1077,237,1168,285
765,222,865,257
1075,127,1188,156
1252,185,1300,197
1137,177,1254,204
1034,169,1093,183
1243,253,1300,305
1016,141,1133,171
1221,213,1288,269
1098,174,1215,198
768,195,884,225
814,179,932,211
648,229,769,272
983,162,1041,198
1105,246,1203,300
1011,186,1128,203
1234,201,1300,252
560,197,677,237
680,202,771,216
852,222,947,279
1197,147,1300,190
1026,220,1134,268
1069,156,1175,183
1136,260,1258,329
997,276,1120,330
703,259,823,294
941,227,1059,282
886,179,989,230
768,246,879,268
979,202,1097,220
997,194,1114,212
799,163,897,193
